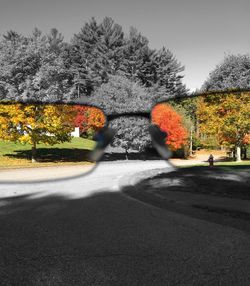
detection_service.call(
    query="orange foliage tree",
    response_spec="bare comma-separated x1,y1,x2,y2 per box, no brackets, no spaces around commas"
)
74,106,105,137
151,103,188,150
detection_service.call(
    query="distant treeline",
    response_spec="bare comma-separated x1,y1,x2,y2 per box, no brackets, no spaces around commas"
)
0,17,187,103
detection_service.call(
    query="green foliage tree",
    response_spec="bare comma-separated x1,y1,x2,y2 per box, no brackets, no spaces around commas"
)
152,47,187,97
0,28,71,102
69,17,125,97
91,75,153,114
92,75,152,153
69,17,187,99
99,17,125,75
121,27,155,86
109,116,151,156
202,54,250,91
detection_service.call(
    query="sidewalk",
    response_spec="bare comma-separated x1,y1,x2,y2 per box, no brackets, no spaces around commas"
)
170,150,229,166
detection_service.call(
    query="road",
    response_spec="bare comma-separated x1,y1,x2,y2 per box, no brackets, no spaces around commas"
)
0,160,250,285
0,160,171,198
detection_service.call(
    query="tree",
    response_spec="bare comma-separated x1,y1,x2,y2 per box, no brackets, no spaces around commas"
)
74,105,105,138
168,96,199,155
109,116,151,157
121,27,155,86
70,17,109,96
151,103,188,151
200,54,250,160
197,92,250,161
68,17,187,99
0,28,71,102
3,30,21,43
91,75,153,153
202,54,250,91
91,75,153,114
152,47,187,97
0,103,76,162
47,28,65,54
99,17,125,75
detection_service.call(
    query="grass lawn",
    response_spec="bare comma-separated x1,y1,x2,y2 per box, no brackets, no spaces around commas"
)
0,138,96,169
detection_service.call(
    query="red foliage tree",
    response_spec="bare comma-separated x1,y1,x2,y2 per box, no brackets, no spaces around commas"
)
74,106,105,136
151,103,188,150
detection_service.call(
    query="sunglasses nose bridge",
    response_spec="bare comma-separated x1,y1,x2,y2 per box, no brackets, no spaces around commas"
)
148,124,172,160
89,126,116,162
94,114,173,161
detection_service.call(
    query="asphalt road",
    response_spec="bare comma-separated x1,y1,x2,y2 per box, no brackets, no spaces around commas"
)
0,160,250,285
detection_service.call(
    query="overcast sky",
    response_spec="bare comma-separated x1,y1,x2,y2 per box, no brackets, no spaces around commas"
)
0,0,249,91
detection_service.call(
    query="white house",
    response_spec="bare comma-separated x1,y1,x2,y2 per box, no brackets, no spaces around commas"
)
71,127,80,137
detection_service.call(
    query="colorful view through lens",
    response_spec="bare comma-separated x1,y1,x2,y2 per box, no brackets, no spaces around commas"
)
0,103,106,182
151,90,250,167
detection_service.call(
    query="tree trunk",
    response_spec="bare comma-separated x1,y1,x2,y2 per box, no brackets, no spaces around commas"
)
125,149,128,160
189,128,193,156
236,146,241,162
31,142,37,163
242,148,247,159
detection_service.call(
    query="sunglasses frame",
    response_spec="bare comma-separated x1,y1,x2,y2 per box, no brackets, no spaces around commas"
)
0,87,249,184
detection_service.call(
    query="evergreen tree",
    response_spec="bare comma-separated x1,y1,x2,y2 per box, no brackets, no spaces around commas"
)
121,27,153,84
152,47,187,98
70,18,106,96
99,17,125,76
47,28,65,54
3,30,22,43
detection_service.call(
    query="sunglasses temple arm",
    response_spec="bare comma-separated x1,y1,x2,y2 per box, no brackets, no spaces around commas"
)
148,124,172,160
88,127,116,162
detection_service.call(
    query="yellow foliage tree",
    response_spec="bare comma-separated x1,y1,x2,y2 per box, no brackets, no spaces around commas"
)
0,103,76,162
197,92,250,161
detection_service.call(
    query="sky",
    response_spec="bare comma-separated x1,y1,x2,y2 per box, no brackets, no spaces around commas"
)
0,0,249,91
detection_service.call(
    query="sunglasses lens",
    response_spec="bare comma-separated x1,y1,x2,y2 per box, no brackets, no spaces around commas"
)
151,91,249,166
0,103,106,182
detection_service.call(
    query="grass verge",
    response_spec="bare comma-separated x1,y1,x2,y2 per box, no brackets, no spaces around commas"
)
0,138,96,168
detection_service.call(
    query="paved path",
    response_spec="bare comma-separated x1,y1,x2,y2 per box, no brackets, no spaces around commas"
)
0,160,250,285
0,164,94,183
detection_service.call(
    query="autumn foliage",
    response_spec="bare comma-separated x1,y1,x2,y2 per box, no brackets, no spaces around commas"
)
197,92,250,147
74,106,105,136
0,103,77,161
0,103,76,145
151,103,188,150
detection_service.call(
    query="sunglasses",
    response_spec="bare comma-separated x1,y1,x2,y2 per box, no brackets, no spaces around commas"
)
0,88,249,183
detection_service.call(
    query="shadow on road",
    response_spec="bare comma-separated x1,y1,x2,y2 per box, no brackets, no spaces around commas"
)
124,166,250,199
1,169,250,285
123,166,250,233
